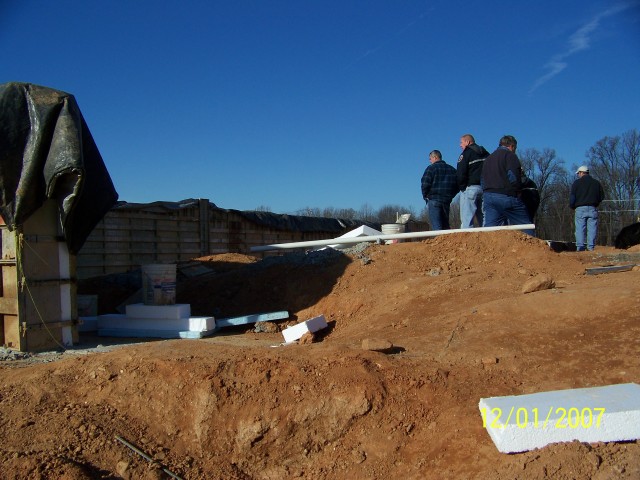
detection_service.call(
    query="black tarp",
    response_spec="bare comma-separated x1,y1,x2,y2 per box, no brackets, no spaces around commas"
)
109,199,381,233
0,82,118,253
232,209,380,233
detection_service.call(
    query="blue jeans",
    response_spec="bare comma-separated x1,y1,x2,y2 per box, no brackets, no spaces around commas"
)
427,200,451,231
574,206,598,251
482,192,534,235
460,185,483,228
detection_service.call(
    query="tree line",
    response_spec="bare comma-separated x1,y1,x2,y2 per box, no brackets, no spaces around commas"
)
256,129,640,245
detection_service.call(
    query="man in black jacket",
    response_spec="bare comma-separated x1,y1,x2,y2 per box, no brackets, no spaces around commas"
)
570,165,604,251
481,135,534,235
457,134,489,228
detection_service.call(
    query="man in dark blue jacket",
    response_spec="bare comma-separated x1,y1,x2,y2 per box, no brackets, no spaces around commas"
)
570,165,604,251
421,150,459,230
481,135,534,235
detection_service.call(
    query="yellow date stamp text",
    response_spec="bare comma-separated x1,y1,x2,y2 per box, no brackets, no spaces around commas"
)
480,406,606,429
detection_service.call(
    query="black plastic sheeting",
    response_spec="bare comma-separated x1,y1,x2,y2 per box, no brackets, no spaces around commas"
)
232,209,380,233
0,82,118,253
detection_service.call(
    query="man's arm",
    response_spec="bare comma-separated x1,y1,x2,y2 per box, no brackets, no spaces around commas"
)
456,152,469,191
569,182,577,209
506,154,523,191
421,168,432,200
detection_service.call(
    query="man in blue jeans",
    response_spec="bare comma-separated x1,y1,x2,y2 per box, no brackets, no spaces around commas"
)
480,135,534,235
421,150,459,231
570,165,604,251
457,134,490,228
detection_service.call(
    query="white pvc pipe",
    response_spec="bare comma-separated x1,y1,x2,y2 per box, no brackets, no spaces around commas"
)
250,224,535,252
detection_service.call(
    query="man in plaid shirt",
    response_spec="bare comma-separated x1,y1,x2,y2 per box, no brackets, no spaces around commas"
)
421,150,459,230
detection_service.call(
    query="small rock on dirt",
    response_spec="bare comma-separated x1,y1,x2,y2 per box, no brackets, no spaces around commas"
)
254,321,279,333
116,460,130,479
361,338,394,353
298,332,315,344
481,357,498,365
521,273,555,294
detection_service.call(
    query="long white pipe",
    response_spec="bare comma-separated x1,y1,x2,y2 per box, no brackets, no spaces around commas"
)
250,224,535,252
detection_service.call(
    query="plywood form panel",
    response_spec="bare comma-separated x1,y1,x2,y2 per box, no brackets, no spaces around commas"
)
3,314,20,350
7,200,77,351
2,265,18,298
19,240,62,280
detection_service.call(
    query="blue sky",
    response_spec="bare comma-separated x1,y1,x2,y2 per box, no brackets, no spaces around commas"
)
3,0,640,214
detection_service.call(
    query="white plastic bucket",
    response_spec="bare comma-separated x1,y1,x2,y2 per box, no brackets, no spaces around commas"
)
381,223,406,244
142,264,177,305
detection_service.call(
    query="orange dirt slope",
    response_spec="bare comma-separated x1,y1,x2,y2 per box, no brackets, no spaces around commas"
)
1,230,639,479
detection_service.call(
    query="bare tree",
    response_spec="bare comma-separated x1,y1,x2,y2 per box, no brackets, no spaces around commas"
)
538,173,574,241
586,129,640,241
518,147,568,212
335,208,357,220
321,207,336,218
517,147,570,239
358,203,376,222
376,204,415,224
295,207,322,217
587,129,640,207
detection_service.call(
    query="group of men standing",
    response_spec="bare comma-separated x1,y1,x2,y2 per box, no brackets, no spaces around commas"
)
420,134,604,250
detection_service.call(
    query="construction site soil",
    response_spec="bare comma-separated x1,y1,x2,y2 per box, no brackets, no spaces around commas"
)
2,230,640,479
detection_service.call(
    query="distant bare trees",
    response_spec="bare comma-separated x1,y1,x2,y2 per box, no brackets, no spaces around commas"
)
294,203,417,224
518,147,571,240
519,129,640,243
587,129,640,210
375,204,417,224
586,128,640,243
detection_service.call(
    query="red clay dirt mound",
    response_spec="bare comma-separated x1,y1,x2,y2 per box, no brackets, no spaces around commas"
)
2,230,640,479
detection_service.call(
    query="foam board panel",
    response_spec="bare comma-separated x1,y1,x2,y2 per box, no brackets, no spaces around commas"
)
97,314,215,333
125,303,191,319
282,315,328,343
479,383,640,453
179,330,217,339
216,311,289,328
328,225,382,249
98,328,216,339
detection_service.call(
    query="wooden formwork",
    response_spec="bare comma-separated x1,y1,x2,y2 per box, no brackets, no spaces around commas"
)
0,200,78,352
75,199,430,280
76,200,364,279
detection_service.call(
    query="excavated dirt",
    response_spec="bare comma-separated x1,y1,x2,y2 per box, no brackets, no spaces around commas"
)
2,230,640,479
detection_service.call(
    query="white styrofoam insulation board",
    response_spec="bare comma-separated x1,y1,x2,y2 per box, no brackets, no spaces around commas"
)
479,383,640,453
282,315,328,343
125,303,191,319
326,225,382,250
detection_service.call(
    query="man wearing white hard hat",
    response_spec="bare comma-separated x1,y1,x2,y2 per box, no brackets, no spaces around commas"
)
569,166,604,251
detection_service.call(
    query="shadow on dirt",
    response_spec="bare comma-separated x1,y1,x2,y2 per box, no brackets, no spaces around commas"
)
79,249,354,319
178,249,353,317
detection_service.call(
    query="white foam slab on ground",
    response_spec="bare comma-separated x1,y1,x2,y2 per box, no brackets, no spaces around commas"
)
479,383,640,453
98,314,215,333
99,328,216,339
125,303,191,319
282,315,328,343
216,310,289,328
